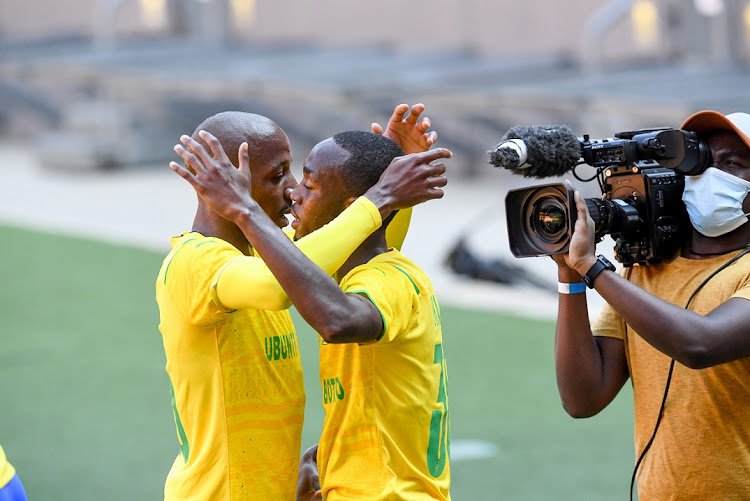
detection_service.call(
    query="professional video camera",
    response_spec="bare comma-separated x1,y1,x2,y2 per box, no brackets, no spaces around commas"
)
491,125,711,266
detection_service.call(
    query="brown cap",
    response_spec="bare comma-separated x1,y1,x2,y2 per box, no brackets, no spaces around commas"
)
681,110,750,150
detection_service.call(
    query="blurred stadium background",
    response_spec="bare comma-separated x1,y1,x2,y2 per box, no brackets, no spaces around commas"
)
1,0,749,499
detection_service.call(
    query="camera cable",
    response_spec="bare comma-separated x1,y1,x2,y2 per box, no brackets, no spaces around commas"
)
571,163,600,185
629,244,750,501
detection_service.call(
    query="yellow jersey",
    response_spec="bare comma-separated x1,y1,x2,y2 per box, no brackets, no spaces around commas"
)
0,445,15,489
157,233,304,501
318,250,451,500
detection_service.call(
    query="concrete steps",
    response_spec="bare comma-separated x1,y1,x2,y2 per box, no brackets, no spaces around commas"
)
1,42,749,173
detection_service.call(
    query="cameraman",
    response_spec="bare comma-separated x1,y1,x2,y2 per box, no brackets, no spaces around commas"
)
553,110,750,499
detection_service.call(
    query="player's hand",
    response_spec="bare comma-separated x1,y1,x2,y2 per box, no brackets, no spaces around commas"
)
363,148,451,220
372,103,437,155
296,444,322,501
170,130,257,222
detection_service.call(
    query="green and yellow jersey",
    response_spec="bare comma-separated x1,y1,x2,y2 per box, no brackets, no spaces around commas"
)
0,445,15,490
157,234,304,501
318,250,451,500
155,197,388,501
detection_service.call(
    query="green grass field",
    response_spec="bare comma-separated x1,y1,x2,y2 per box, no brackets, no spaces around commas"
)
0,225,635,500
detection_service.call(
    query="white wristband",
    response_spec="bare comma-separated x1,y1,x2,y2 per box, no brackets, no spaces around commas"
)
558,282,586,294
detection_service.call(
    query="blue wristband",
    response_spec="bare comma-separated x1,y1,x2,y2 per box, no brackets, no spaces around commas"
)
558,282,586,294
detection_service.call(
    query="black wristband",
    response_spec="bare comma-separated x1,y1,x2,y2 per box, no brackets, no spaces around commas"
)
582,255,616,289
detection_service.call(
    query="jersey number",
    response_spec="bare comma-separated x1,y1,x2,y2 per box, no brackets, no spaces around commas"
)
426,342,450,477
170,378,190,462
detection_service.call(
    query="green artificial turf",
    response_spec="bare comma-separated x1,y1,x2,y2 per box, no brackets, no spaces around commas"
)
0,225,635,500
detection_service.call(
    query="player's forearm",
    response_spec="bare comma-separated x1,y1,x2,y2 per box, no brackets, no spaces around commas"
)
233,206,381,343
216,198,382,311
361,183,398,221
214,258,292,311
295,197,382,274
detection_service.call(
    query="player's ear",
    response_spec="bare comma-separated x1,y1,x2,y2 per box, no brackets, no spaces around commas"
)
343,196,358,209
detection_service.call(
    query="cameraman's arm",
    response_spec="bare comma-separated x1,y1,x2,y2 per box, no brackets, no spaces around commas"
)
566,191,750,370
553,257,630,418
585,270,750,369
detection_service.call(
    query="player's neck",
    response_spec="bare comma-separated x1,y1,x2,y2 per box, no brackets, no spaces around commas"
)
192,205,252,256
337,230,388,279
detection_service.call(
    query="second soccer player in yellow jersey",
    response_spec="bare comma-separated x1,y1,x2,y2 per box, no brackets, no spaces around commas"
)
171,128,452,500
317,251,450,499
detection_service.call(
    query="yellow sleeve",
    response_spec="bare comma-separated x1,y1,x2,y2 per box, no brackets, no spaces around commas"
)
591,269,629,340
730,273,750,302
385,208,412,251
162,236,243,326
342,265,415,344
591,300,627,340
215,196,382,311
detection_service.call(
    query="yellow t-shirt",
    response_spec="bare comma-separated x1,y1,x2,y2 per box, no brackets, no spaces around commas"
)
0,445,15,489
592,250,750,500
157,234,304,501
318,250,451,501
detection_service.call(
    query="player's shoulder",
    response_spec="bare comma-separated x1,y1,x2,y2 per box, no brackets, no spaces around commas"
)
344,250,432,296
158,232,242,283
172,232,239,257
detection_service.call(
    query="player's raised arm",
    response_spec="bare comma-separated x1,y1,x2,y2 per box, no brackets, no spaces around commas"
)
373,103,439,249
372,103,437,155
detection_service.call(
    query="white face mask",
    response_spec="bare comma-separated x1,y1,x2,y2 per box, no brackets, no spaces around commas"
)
682,167,750,237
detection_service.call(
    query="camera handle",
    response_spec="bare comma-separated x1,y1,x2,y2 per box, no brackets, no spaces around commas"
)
629,245,750,501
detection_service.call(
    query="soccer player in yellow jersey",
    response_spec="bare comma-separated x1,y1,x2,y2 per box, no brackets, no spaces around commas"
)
170,130,452,500
159,106,444,500
0,444,27,501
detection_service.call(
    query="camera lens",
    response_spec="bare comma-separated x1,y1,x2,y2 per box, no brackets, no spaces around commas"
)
514,185,574,255
586,198,640,237
533,199,567,242
505,183,576,257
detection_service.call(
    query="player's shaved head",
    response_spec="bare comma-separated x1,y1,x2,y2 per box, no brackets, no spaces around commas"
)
191,111,286,168
187,111,296,229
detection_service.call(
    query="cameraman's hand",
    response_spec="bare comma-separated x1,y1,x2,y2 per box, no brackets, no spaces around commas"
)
566,190,598,275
